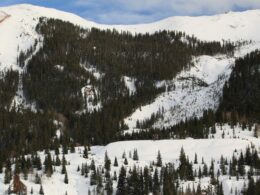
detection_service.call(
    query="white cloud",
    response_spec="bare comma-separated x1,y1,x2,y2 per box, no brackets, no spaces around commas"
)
75,0,260,23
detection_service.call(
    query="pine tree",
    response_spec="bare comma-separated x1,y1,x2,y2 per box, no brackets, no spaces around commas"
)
128,165,141,195
238,152,245,176
139,169,144,195
133,149,139,161
203,164,208,176
81,164,85,176
90,159,96,171
44,152,53,177
124,158,128,165
62,144,68,154
122,151,126,159
90,168,97,186
220,155,226,175
14,161,20,174
117,166,127,195
39,185,44,195
153,168,160,194
7,185,11,194
104,151,111,171
216,182,224,195
143,166,150,195
197,183,201,194
61,161,66,174
0,161,2,174
194,153,198,164
70,143,75,153
4,168,11,184
84,163,89,178
97,169,103,194
23,167,28,180
64,171,68,184
113,171,117,181
198,167,202,179
55,155,61,166
36,155,42,170
114,157,118,167
83,146,88,158
156,150,162,167
178,147,194,180
105,175,113,195
35,173,41,184
254,125,258,138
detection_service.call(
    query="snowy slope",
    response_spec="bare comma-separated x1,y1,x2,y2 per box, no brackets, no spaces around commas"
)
124,42,260,130
0,4,259,119
0,124,258,195
0,4,260,112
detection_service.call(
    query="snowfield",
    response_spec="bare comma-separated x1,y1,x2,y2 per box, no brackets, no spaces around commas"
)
0,124,258,195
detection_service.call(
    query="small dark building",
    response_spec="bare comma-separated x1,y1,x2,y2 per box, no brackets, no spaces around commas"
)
11,174,27,195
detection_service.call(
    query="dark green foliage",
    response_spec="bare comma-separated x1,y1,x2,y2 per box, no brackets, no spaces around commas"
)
133,149,139,161
178,147,194,180
156,150,162,167
118,109,216,141
0,108,56,163
124,158,128,165
153,168,160,194
243,178,260,195
127,165,142,195
104,151,111,171
64,171,68,184
114,157,118,167
90,168,97,186
35,173,41,184
194,153,198,164
218,50,260,123
90,159,96,171
44,152,53,176
55,155,61,166
117,166,127,195
105,174,113,195
216,182,224,195
83,146,88,158
4,167,11,184
39,185,44,195
0,71,19,109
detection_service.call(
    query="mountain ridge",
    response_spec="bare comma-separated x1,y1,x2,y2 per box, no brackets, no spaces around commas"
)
1,4,260,40
1,4,260,73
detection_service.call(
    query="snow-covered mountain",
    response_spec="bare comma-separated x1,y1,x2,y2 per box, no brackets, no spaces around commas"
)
1,4,260,72
0,4,260,195
1,4,260,128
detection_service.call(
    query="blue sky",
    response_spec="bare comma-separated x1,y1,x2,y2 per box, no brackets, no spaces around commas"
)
1,0,260,24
